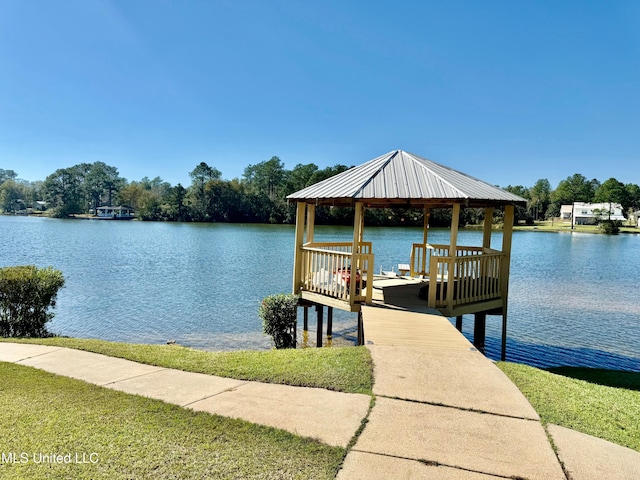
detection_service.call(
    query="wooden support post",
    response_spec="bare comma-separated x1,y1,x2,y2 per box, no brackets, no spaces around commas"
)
350,203,364,308
357,311,364,346
450,203,460,252
303,306,308,331
423,207,430,245
446,203,461,310
306,204,315,243
292,202,306,295
456,315,463,332
474,312,486,353
316,304,323,347
327,307,333,337
419,207,431,276
500,204,515,361
483,207,493,250
293,309,297,348
501,311,508,361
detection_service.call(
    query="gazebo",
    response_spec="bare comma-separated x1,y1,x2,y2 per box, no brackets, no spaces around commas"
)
287,149,526,358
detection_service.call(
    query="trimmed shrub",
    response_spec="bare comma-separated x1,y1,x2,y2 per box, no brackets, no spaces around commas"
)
259,294,298,349
0,265,65,337
599,220,621,234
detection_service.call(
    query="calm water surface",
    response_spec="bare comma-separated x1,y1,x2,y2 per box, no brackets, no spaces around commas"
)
1,216,639,371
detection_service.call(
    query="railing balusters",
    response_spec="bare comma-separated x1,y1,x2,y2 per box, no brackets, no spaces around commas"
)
299,242,373,306
302,241,503,312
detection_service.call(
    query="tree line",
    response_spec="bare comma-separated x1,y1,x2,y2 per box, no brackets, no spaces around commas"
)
1,160,639,226
503,175,640,224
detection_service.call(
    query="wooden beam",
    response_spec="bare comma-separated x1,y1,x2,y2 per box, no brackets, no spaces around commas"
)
303,306,308,331
501,311,508,361
445,203,461,309
438,298,503,318
423,207,430,245
473,312,486,353
350,202,364,306
327,307,333,336
483,207,493,250
427,257,438,308
292,202,306,295
358,204,365,245
316,304,323,347
450,203,460,251
294,198,524,209
293,311,297,348
499,204,515,360
299,291,360,312
357,311,364,345
420,207,431,276
306,203,315,243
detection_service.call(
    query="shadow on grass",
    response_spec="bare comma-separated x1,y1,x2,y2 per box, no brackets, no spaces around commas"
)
546,367,640,391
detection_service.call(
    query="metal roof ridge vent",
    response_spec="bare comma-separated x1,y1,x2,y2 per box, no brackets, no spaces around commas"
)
353,149,399,199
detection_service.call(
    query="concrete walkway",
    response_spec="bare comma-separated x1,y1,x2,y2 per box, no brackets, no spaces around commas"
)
0,342,370,448
2,340,640,479
336,303,640,479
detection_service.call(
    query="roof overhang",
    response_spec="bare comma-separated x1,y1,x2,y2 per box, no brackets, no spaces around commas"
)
291,197,524,209
287,150,527,209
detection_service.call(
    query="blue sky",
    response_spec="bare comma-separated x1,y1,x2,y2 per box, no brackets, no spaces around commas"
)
1,0,639,189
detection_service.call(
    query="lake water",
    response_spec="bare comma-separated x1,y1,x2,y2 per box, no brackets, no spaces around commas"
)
1,216,639,371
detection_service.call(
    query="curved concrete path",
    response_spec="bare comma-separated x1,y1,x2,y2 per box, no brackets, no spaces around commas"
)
2,341,640,479
0,342,370,448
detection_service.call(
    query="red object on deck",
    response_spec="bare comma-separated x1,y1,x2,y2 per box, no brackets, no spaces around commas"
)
336,268,361,287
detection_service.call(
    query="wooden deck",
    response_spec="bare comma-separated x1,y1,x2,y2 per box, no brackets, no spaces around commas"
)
362,277,474,350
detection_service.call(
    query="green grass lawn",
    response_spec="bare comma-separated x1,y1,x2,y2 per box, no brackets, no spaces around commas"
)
0,337,374,394
5,336,639,465
498,362,640,452
513,221,639,234
0,362,345,480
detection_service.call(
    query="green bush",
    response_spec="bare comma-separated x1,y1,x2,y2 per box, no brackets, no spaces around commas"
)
599,220,621,234
259,294,298,349
0,265,65,337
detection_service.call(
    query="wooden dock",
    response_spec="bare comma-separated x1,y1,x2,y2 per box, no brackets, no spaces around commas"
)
361,277,473,350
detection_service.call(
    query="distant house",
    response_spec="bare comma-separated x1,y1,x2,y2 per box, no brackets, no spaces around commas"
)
632,210,640,227
560,202,626,225
95,206,135,219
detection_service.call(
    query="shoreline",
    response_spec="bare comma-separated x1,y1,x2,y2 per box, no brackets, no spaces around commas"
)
513,223,640,234
461,220,640,234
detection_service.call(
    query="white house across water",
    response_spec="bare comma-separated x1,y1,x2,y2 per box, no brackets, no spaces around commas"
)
560,202,625,225
95,206,135,219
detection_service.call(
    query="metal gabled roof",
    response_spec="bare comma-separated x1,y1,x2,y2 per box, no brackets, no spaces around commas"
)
287,150,527,208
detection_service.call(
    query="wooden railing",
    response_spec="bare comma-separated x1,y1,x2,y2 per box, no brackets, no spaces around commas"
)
427,248,503,310
299,242,373,306
411,243,489,277
411,243,497,276
407,243,504,312
453,253,502,306
410,243,430,277
303,241,372,254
